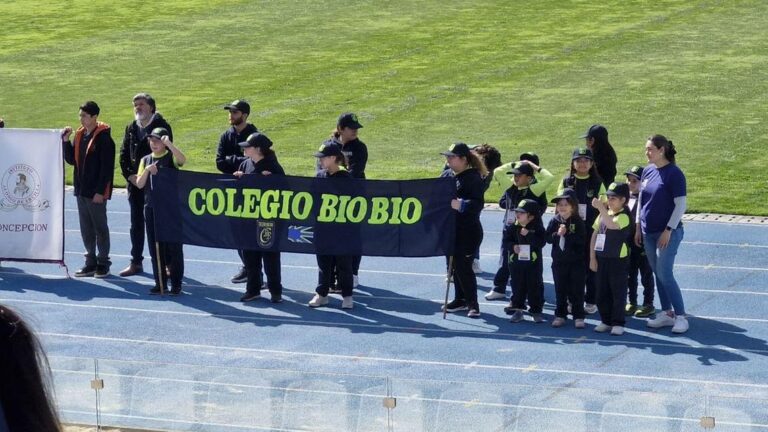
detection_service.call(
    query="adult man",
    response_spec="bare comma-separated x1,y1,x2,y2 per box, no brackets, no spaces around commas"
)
62,101,116,277
335,112,367,287
216,99,258,283
118,93,173,277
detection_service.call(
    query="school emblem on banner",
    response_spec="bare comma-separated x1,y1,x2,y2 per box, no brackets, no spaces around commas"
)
257,221,275,248
0,163,49,212
287,225,314,244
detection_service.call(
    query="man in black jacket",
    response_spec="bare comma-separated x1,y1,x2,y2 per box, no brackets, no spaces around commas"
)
217,99,258,283
118,93,173,277
62,101,116,278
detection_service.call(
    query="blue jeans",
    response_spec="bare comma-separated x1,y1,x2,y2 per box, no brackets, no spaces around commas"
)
643,227,685,315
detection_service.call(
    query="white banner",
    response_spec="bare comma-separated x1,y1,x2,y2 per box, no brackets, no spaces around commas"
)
0,129,64,262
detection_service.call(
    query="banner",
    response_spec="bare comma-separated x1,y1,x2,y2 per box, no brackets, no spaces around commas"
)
151,170,456,257
0,129,65,262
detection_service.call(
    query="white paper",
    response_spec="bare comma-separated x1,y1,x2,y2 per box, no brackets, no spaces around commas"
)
594,233,606,252
518,244,531,261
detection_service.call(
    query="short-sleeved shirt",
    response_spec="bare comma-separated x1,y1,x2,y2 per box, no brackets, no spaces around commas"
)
593,209,631,258
639,163,686,234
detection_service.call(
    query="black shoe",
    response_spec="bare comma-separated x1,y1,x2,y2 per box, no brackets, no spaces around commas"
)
74,265,97,277
503,304,516,315
270,294,283,304
329,284,342,294
170,287,183,296
149,286,167,295
442,299,468,312
94,265,110,278
231,267,248,284
240,291,261,302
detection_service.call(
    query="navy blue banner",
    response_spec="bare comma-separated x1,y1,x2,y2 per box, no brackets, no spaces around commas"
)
150,170,456,257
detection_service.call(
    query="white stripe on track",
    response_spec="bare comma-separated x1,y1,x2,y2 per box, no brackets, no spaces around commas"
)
38,331,768,390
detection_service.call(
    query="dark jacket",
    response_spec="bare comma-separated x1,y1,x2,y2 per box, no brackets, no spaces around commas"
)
216,123,258,174
561,174,604,230
340,138,368,179
593,147,617,187
545,214,586,264
138,150,180,207
503,218,546,265
120,113,173,192
63,122,116,199
238,155,285,176
454,168,484,232
317,167,351,179
499,185,548,237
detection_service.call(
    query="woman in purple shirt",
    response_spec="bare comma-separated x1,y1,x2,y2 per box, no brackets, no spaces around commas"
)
634,134,688,333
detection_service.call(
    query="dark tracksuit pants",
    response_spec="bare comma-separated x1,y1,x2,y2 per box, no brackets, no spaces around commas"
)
596,256,629,326
452,226,482,309
316,255,353,297
242,250,282,297
145,207,184,290
510,260,544,313
127,186,145,265
352,255,362,276
627,245,654,306
552,262,586,319
492,244,511,293
583,227,597,304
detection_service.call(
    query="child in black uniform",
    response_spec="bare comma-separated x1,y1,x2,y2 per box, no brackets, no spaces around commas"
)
233,132,285,304
135,127,186,295
624,165,655,317
557,148,606,315
506,199,547,323
440,143,487,318
546,188,587,328
309,143,355,309
590,182,633,336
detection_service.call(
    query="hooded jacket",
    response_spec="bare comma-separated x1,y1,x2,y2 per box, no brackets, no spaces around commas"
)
63,122,115,199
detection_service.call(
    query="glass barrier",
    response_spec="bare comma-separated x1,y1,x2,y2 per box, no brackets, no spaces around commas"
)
50,355,768,431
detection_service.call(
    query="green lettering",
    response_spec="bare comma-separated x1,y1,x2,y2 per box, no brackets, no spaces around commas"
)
317,194,339,222
369,197,389,225
241,189,261,219
400,198,423,224
388,197,403,224
260,190,279,219
279,190,294,219
346,197,367,223
206,189,226,216
335,195,351,223
224,188,242,217
292,192,312,220
189,188,206,216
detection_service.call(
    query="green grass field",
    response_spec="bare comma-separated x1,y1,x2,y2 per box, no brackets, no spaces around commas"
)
1,0,766,214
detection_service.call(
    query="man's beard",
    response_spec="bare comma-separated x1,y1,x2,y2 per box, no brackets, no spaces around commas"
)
230,117,244,126
135,111,150,123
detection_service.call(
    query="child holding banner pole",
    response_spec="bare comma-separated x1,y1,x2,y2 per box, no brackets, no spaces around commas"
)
135,127,186,295
440,143,487,318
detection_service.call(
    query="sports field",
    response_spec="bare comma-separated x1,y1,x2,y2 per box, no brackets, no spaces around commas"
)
0,0,766,214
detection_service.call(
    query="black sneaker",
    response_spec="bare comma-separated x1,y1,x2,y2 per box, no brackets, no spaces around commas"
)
170,287,183,296
240,291,261,302
503,303,516,315
149,286,167,295
74,265,97,277
230,267,248,284
94,265,110,278
270,294,283,304
442,299,468,312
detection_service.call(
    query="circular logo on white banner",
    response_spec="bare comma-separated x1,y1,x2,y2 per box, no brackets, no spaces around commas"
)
1,164,47,211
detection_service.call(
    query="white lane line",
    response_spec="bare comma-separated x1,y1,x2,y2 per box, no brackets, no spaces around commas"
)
60,410,305,432
40,331,768,390
65,208,130,215
9,298,764,354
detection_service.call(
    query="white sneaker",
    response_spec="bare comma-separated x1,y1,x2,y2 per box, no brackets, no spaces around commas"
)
647,313,675,328
308,294,329,308
472,259,482,274
611,326,625,336
594,323,611,333
484,290,506,301
671,315,689,334
584,303,598,314
341,296,354,309
353,275,359,288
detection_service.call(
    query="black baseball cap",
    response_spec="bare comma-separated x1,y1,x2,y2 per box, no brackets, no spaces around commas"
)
519,152,540,166
551,188,578,204
440,142,471,157
580,124,608,140
239,132,273,149
224,99,251,115
508,162,535,177
625,165,644,179
572,147,594,160
79,101,100,116
314,142,343,158
606,182,630,200
148,127,169,139
514,199,541,215
337,112,363,129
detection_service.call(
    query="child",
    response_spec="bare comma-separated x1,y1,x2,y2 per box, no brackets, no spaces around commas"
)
135,127,186,295
506,199,547,323
309,143,355,309
487,155,554,301
545,188,587,328
557,148,606,314
589,182,633,335
440,142,487,318
625,166,655,317
233,132,285,304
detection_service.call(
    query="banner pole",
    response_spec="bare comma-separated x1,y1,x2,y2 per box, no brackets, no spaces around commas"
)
442,256,454,320
156,242,164,296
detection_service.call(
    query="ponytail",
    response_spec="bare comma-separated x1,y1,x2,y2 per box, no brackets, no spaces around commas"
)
648,134,677,164
467,152,488,178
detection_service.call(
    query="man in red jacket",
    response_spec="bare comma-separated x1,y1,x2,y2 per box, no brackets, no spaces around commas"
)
62,101,116,278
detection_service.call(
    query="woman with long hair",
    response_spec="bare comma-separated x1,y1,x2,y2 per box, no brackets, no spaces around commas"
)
0,304,61,432
581,124,618,187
